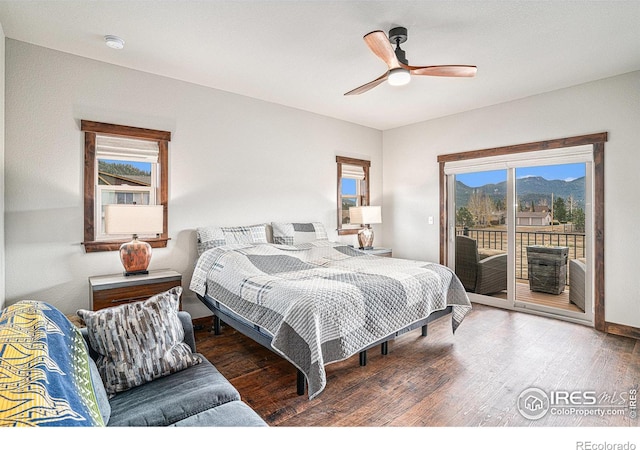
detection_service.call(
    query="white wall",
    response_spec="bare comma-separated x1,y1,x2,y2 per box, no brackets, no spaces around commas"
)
4,39,382,317
0,26,5,310
382,71,640,329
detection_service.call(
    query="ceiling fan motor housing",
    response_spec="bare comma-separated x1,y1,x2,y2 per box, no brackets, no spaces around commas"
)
388,26,408,65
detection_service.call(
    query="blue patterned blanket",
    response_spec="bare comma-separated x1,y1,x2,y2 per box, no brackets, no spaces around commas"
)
0,301,104,427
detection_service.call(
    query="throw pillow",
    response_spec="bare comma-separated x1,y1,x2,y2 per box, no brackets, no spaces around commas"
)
196,223,268,255
271,222,328,245
77,287,202,396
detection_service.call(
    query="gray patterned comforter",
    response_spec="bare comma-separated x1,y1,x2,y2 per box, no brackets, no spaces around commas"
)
190,240,471,399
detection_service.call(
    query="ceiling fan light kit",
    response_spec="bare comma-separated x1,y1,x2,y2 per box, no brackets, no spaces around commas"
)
388,68,411,86
344,26,476,96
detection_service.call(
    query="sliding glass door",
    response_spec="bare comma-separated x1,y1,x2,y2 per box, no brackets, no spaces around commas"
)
446,149,593,324
452,169,510,307
513,163,591,321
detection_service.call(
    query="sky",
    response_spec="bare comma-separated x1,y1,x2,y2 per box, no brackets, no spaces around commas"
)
456,163,585,187
342,178,357,195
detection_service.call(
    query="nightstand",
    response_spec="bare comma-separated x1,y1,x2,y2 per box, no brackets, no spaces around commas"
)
89,269,182,311
361,247,392,258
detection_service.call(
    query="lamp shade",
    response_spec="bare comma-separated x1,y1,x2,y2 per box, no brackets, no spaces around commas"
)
349,206,382,225
104,204,163,276
104,204,164,235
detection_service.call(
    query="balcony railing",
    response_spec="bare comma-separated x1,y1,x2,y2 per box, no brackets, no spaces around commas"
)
457,228,586,284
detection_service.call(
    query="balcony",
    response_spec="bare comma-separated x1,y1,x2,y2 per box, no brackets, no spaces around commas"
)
456,227,586,312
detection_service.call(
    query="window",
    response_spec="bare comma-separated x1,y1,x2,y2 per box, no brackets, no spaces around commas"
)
336,156,370,235
82,121,171,252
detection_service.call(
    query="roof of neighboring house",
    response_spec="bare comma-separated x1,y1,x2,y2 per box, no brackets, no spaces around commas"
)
98,172,150,186
517,212,551,218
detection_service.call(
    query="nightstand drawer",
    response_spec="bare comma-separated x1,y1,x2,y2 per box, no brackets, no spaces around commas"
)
89,269,182,311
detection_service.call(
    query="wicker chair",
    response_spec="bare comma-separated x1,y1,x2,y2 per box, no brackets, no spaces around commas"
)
455,235,507,295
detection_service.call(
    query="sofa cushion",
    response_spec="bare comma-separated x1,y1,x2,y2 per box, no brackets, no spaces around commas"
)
107,356,241,426
87,356,111,424
77,287,202,396
170,400,267,427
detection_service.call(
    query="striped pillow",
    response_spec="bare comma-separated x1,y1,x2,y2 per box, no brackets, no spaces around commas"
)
77,287,201,396
196,224,268,256
271,222,328,245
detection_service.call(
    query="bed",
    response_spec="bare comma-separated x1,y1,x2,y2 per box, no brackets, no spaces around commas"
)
189,222,472,399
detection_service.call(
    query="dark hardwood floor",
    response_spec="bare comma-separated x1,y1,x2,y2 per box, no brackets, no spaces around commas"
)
194,303,639,427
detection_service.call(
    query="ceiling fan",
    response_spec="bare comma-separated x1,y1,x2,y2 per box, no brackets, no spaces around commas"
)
344,26,477,96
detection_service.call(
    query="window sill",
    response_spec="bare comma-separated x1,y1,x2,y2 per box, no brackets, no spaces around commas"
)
83,237,170,253
337,228,361,236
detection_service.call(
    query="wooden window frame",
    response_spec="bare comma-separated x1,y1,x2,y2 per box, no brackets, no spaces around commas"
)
336,156,370,236
82,120,171,252
437,132,624,337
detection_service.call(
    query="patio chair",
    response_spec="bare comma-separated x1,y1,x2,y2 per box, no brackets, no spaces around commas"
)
455,235,508,295
569,258,586,312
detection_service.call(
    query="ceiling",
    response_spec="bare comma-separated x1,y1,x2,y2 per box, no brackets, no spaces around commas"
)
0,1,639,131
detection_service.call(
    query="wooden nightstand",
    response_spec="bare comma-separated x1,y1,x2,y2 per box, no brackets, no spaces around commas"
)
361,247,392,258
89,269,182,311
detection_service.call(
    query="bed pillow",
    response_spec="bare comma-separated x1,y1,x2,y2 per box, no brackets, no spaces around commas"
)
196,223,268,255
271,222,328,245
76,287,202,396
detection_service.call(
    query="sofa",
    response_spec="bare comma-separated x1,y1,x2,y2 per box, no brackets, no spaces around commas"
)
0,293,267,427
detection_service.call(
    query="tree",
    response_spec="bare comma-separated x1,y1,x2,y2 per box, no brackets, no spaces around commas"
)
572,207,585,232
553,196,567,223
98,160,150,177
456,206,475,228
566,194,575,222
467,191,495,227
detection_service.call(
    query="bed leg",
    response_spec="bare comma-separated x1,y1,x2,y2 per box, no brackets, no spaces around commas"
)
421,324,428,337
359,350,367,366
213,315,221,335
296,370,305,396
381,341,388,355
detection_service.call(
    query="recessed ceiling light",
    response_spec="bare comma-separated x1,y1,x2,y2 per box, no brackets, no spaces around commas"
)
104,35,125,50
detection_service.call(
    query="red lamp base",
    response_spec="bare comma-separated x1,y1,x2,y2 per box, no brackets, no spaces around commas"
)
119,237,152,276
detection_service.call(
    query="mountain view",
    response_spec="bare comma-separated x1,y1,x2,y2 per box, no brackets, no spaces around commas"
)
455,176,586,211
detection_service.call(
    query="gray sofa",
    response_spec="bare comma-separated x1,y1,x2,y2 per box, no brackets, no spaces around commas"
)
81,311,267,427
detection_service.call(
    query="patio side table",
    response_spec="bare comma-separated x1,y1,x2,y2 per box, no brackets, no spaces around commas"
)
526,245,569,295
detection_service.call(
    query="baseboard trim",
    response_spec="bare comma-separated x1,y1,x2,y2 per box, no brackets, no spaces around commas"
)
605,321,640,340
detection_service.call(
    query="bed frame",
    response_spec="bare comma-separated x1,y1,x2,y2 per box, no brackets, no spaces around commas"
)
198,293,453,396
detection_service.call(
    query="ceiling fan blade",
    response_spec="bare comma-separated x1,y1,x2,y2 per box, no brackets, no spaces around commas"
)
405,64,477,77
364,30,400,69
344,72,389,96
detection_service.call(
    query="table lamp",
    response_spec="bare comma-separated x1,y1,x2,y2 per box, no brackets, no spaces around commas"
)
104,204,164,276
349,206,382,250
